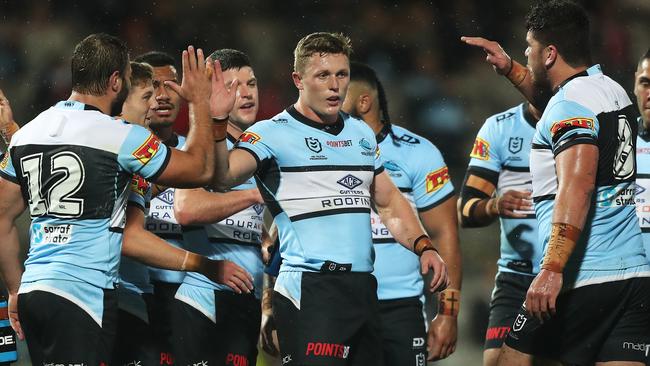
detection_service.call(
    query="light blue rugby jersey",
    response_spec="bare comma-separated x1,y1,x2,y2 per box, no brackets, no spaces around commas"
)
0,100,170,326
118,174,155,322
372,124,454,300
176,135,265,321
234,106,383,306
530,65,650,290
147,134,187,284
468,103,541,276
635,118,650,259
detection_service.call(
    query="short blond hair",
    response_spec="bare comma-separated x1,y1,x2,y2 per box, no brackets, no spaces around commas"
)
293,32,352,73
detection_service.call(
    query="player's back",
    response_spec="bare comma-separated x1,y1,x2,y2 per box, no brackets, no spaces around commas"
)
3,100,167,289
530,65,649,289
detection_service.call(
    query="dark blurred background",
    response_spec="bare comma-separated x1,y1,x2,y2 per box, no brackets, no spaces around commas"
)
0,0,648,364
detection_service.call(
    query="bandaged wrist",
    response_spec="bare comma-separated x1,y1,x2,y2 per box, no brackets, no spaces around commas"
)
506,61,528,86
438,288,460,317
0,121,18,145
541,222,581,273
414,235,438,256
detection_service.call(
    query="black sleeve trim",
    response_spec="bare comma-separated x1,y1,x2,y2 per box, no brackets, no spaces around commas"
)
553,136,597,157
148,147,172,182
374,166,385,176
127,201,145,212
417,190,456,212
0,169,19,184
466,166,499,186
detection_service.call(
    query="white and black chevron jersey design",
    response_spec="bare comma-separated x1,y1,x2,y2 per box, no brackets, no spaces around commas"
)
235,105,383,274
530,65,650,289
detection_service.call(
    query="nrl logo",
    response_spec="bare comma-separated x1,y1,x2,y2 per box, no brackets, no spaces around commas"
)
305,137,322,153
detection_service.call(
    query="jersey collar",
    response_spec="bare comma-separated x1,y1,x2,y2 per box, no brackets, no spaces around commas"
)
552,64,602,95
376,123,392,143
163,133,180,148
287,105,345,135
521,103,538,129
55,100,103,113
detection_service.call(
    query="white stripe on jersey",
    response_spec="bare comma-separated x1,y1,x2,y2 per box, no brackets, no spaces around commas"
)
563,74,633,116
530,148,557,199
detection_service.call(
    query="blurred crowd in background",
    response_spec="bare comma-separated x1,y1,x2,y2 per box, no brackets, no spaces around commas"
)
0,0,648,364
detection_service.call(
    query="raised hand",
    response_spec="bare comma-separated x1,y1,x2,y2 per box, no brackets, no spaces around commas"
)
208,59,239,119
461,36,513,75
164,46,213,104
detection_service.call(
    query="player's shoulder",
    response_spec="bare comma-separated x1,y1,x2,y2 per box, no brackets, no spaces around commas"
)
483,104,522,130
342,113,375,138
389,124,439,153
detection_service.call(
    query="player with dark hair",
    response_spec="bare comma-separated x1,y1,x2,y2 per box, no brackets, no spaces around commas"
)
0,33,235,365
210,31,448,366
463,1,650,365
171,48,266,366
635,49,650,264
342,61,462,364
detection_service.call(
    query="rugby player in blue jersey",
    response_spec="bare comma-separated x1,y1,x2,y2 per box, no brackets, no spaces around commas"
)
463,1,650,365
172,48,266,366
210,32,448,366
635,50,650,262
459,101,541,366
0,34,230,365
341,62,462,364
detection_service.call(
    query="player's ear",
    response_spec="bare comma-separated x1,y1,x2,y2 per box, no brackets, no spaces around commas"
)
358,93,372,115
109,70,122,93
292,71,304,90
544,45,557,68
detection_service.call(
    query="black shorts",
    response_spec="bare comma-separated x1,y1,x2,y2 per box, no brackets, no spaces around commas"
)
505,277,650,365
378,297,427,366
19,289,117,365
484,271,533,349
273,271,383,366
171,290,261,366
149,281,180,366
114,306,157,366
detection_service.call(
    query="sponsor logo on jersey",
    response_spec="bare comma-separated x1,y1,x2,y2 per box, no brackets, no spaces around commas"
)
239,131,262,145
337,174,363,190
272,118,288,124
129,175,148,197
425,166,450,193
637,147,650,154
470,137,490,160
397,133,420,144
326,139,352,148
156,189,175,206
359,138,375,156
305,342,350,359
384,161,400,171
550,117,595,137
0,152,8,170
305,137,322,153
252,204,265,215
596,185,636,207
496,111,516,122
508,137,524,154
32,223,73,245
132,133,162,165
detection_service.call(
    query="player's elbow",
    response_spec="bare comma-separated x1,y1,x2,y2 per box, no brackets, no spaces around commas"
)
173,200,198,226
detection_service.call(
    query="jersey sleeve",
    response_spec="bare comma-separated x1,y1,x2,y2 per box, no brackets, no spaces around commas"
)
468,118,502,173
127,174,151,212
374,142,384,175
0,150,17,183
234,122,274,167
539,100,599,156
412,143,454,212
117,124,170,180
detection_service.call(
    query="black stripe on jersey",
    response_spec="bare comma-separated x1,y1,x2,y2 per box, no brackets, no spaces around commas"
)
418,190,455,213
502,165,530,173
0,169,18,184
147,147,172,182
372,238,396,244
399,187,413,193
466,166,499,186
533,194,555,203
637,174,650,179
531,143,550,150
374,165,385,176
287,105,345,136
154,233,184,240
642,227,650,233
280,165,374,172
206,237,261,247
553,135,597,156
109,227,124,233
127,201,145,212
290,207,370,222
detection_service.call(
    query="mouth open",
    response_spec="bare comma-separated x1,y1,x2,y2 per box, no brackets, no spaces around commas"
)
326,96,340,106
239,102,255,110
155,105,174,117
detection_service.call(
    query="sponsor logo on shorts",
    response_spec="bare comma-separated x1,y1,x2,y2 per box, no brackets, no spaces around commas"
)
226,352,249,366
191,362,208,366
282,354,292,364
412,337,425,348
622,342,650,356
550,117,595,137
470,137,490,160
512,313,527,332
43,363,86,366
416,352,426,366
425,166,450,193
485,326,510,341
132,133,162,165
159,352,174,365
32,223,73,245
238,131,261,145
0,334,14,346
124,362,141,366
305,342,350,359
337,174,363,190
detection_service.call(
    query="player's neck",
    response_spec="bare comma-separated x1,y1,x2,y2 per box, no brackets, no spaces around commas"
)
549,62,589,91
150,124,174,142
363,113,384,135
68,92,112,115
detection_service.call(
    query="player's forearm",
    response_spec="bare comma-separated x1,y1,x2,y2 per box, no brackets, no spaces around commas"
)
376,191,428,252
183,101,215,183
211,139,237,190
0,121,19,146
459,171,498,227
0,223,23,294
424,199,462,290
175,188,261,225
